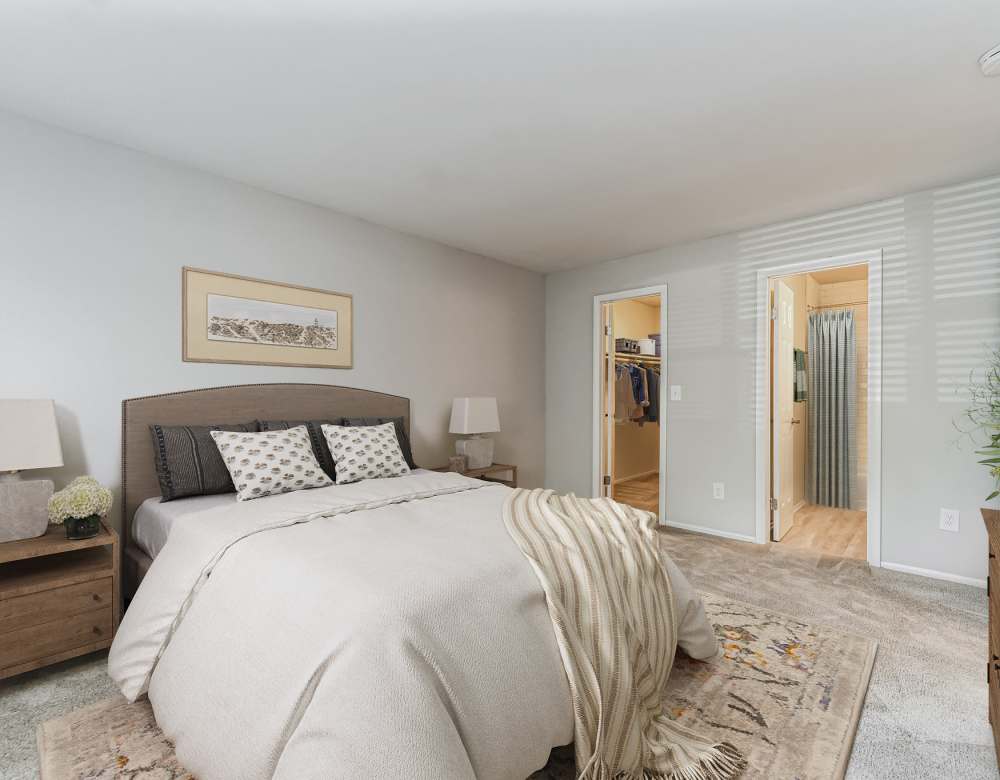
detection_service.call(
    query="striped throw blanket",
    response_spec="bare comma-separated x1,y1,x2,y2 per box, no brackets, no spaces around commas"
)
504,489,746,780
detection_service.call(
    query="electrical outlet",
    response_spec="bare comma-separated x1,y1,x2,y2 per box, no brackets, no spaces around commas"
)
670,385,682,401
712,482,725,500
939,508,960,533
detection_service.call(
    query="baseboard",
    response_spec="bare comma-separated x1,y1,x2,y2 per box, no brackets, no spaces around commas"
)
662,520,758,544
880,561,986,589
613,470,658,486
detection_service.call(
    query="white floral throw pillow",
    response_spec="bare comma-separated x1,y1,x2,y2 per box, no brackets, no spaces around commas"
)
321,422,411,484
210,425,332,501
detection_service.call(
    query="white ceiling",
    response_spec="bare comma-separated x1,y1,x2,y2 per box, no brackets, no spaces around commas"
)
1,1,998,273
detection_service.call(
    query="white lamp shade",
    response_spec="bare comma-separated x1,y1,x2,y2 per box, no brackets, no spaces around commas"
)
0,399,64,472
449,397,500,434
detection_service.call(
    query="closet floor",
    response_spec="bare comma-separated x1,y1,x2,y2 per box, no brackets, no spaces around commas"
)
612,473,659,514
778,504,867,560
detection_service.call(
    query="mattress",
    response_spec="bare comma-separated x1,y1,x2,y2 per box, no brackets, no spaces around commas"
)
112,471,717,779
132,493,236,559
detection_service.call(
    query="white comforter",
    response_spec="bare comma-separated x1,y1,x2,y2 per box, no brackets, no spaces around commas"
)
109,470,716,780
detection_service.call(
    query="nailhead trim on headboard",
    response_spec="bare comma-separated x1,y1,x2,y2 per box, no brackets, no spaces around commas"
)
120,383,411,596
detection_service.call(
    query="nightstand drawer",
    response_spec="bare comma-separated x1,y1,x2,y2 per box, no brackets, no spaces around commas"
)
0,606,112,671
0,577,112,633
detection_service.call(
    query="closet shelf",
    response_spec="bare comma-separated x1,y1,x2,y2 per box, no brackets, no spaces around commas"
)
611,352,660,362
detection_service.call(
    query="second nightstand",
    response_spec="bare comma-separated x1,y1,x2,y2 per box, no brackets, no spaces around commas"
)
433,462,518,488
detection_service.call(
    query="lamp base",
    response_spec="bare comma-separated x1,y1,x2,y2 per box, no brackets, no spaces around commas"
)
0,477,53,543
456,437,494,469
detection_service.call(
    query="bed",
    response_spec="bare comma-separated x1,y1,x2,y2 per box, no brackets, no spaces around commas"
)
120,383,411,597
112,383,718,780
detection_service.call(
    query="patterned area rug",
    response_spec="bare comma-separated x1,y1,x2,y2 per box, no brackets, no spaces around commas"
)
37,593,875,780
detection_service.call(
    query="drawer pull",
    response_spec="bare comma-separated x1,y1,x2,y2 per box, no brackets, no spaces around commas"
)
92,626,102,636
92,594,102,602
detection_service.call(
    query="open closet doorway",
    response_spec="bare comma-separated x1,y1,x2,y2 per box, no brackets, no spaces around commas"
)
593,286,667,521
768,262,872,560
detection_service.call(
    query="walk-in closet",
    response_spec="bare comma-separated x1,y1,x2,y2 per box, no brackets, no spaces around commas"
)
598,292,663,516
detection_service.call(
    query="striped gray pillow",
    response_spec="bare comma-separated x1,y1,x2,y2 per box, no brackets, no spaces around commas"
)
150,423,258,502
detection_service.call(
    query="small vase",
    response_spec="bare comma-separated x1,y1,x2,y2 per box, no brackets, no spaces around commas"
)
65,514,101,540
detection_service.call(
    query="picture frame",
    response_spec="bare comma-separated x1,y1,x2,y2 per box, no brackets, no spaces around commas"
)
182,267,353,369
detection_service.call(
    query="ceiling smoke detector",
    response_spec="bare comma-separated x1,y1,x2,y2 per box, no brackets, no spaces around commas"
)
981,44,1000,77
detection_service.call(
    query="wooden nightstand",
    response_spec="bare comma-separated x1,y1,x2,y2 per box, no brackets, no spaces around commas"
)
432,463,518,488
0,522,119,680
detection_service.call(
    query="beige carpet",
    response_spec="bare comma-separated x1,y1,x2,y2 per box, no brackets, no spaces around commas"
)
14,526,988,778
37,593,874,780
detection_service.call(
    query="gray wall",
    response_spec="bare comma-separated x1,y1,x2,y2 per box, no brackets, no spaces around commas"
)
546,175,1000,583
0,111,546,534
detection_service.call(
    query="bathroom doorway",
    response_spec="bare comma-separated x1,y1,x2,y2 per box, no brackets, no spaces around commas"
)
593,286,667,520
760,254,881,563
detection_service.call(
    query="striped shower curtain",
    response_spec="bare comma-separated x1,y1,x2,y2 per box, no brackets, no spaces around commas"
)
808,310,856,509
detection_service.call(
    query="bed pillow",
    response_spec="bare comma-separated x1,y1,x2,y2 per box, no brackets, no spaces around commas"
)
321,422,411,484
150,422,258,502
210,426,333,501
340,416,417,469
257,419,339,481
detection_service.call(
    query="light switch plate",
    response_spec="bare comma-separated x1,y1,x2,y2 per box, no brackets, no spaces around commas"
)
670,385,682,401
939,508,960,533
712,482,725,500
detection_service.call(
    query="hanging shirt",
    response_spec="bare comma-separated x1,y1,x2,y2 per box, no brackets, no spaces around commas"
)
614,364,638,422
644,368,660,423
626,363,650,408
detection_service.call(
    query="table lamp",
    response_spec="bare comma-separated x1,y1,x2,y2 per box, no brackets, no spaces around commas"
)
0,399,64,542
449,397,500,469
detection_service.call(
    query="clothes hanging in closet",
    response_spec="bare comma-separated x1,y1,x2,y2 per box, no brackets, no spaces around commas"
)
630,363,649,408
644,367,660,423
614,364,633,422
614,362,660,424
614,364,646,422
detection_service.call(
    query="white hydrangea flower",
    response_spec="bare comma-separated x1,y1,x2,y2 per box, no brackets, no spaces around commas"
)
48,476,113,524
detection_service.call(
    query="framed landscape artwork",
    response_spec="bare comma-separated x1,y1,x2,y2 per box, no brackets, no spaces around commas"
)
182,267,353,368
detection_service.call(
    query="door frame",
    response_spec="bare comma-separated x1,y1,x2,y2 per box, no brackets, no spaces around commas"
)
592,284,669,524
771,278,797,541
754,250,883,566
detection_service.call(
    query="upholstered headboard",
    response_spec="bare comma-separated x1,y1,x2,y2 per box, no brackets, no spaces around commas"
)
120,383,409,591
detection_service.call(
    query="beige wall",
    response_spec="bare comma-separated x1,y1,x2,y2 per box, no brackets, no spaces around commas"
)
806,275,820,308
817,278,869,510
612,299,660,481
802,275,819,507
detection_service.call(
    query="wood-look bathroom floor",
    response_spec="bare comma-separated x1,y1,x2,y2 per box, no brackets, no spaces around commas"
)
778,504,867,560
612,478,866,562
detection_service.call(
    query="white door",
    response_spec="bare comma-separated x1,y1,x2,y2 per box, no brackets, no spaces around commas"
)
772,281,796,540
600,303,615,497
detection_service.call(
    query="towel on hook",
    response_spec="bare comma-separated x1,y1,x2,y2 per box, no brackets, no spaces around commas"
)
793,348,807,402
